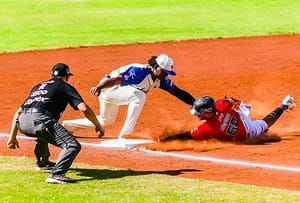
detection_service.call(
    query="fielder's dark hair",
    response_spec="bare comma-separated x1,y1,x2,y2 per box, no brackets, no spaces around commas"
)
148,56,158,68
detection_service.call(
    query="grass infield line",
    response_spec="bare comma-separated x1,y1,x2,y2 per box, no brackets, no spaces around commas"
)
1,133,300,173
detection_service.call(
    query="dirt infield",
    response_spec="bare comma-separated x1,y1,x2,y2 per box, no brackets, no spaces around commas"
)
0,34,300,191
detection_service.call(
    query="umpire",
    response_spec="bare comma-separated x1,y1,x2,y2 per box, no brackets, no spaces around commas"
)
7,63,104,184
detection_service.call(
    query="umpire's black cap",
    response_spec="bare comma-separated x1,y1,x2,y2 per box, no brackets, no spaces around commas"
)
51,63,74,77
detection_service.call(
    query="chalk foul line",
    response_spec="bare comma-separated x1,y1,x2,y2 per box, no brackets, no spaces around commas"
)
138,148,300,173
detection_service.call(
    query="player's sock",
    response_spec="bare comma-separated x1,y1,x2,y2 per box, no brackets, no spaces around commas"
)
262,105,285,127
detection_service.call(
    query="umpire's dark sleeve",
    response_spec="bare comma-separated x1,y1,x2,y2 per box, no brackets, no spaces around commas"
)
169,86,195,105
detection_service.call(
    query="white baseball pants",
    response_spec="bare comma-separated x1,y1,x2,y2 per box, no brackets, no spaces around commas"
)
236,110,268,139
62,85,146,138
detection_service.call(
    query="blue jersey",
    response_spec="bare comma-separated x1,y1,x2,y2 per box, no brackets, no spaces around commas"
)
110,63,177,93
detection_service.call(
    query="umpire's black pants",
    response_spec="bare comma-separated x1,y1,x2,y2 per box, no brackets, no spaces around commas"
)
18,112,81,175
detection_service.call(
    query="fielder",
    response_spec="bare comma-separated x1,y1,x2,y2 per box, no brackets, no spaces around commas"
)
162,95,296,141
62,54,195,138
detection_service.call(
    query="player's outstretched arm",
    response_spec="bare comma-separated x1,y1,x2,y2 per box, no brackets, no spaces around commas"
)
169,86,195,105
90,76,122,96
160,131,192,141
77,102,105,137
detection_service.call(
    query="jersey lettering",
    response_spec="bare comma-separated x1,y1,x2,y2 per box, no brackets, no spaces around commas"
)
128,70,136,79
38,83,48,90
30,90,48,97
220,113,231,131
24,80,53,105
226,116,238,136
220,113,238,136
24,96,49,105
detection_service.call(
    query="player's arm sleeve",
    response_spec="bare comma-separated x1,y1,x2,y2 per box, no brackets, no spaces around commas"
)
169,86,195,105
67,86,85,110
160,78,195,105
163,131,192,141
190,124,214,140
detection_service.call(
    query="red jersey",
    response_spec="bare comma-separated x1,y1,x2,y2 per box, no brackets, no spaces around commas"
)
190,99,247,141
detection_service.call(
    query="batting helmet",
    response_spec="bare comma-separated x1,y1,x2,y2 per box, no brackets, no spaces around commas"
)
190,96,216,116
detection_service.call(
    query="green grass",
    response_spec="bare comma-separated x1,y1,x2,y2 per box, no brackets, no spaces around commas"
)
0,156,300,203
1,0,300,53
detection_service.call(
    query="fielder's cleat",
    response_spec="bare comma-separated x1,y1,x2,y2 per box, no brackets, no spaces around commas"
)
282,95,296,110
36,161,56,171
46,174,77,184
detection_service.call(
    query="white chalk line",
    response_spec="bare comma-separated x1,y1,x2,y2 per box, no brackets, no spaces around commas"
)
1,133,300,173
139,149,300,172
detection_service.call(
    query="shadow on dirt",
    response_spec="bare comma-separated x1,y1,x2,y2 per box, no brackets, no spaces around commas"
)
237,132,281,145
70,168,201,182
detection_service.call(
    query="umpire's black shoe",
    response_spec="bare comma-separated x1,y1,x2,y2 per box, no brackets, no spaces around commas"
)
46,174,77,184
36,161,56,171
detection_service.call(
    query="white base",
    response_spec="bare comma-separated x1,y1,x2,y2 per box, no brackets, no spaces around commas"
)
100,138,155,149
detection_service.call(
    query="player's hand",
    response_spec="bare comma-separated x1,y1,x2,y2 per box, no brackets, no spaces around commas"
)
7,137,19,149
90,86,100,97
95,125,105,138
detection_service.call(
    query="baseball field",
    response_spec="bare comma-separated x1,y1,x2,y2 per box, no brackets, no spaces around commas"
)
0,1,300,202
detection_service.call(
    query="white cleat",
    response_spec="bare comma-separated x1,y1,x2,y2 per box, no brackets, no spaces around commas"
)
282,95,296,110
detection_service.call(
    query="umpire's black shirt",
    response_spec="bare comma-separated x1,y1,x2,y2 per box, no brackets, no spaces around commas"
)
21,77,84,120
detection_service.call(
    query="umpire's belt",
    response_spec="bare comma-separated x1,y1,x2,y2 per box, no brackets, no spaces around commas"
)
22,108,52,117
